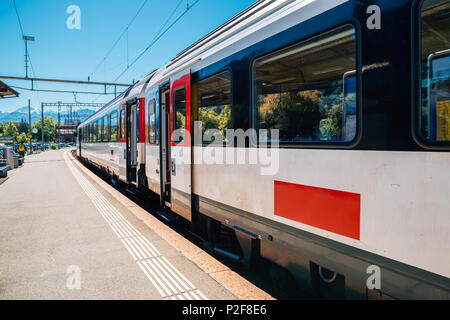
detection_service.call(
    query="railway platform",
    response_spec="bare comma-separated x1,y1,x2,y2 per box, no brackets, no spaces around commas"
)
0,149,272,300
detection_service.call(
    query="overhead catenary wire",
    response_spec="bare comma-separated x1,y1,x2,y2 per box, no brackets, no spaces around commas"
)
12,0,24,35
112,0,200,83
88,0,150,80
92,0,200,103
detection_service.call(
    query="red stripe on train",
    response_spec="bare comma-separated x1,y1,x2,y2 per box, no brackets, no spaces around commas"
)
274,181,360,240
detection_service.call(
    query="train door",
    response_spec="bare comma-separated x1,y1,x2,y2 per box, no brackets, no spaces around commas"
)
126,99,138,184
160,85,172,207
170,72,192,222
119,104,127,180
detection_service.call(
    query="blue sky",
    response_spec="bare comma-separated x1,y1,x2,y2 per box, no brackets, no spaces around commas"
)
0,0,256,113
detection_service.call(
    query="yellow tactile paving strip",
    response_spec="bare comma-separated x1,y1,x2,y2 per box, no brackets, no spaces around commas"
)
69,152,274,300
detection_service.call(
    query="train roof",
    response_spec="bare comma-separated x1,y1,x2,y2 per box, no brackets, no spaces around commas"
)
147,0,347,86
80,0,346,126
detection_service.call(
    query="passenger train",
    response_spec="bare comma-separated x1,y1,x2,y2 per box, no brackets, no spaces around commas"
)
77,0,450,299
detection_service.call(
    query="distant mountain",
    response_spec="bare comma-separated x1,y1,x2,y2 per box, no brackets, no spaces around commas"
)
14,106,40,114
0,106,95,124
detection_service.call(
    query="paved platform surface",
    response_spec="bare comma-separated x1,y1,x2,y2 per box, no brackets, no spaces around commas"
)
0,149,242,300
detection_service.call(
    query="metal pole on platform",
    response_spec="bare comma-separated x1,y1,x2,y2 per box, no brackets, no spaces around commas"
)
41,103,44,151
57,103,61,143
28,99,32,155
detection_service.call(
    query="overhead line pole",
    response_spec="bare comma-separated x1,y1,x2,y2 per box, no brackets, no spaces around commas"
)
28,99,32,155
0,75,132,87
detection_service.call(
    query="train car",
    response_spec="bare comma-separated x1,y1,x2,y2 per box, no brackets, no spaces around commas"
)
78,0,450,299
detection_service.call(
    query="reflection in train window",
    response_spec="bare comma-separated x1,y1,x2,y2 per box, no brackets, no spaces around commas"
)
149,100,156,144
193,71,232,144
99,118,104,142
120,110,125,140
110,111,119,142
253,25,357,144
103,115,109,142
92,122,97,142
420,0,450,143
173,87,186,145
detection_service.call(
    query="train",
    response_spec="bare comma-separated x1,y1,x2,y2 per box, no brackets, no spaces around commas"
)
76,0,450,299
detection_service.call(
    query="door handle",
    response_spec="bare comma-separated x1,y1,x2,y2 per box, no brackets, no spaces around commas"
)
171,159,176,176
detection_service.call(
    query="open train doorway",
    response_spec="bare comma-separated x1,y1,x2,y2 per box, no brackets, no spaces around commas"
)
126,99,138,184
160,86,171,207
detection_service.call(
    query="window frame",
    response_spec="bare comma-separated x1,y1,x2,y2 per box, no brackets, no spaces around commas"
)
119,109,126,141
251,23,361,149
193,69,234,147
110,110,119,142
103,115,109,142
412,0,450,150
172,86,187,145
97,119,102,143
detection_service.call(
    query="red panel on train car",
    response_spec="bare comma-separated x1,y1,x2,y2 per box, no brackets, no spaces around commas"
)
274,181,360,240
139,97,145,143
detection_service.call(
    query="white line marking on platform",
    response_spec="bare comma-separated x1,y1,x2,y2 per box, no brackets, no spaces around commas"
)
64,152,207,300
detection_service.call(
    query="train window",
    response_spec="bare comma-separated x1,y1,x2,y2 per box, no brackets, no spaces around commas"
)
110,111,119,142
173,87,186,145
90,123,94,142
92,121,96,142
97,120,101,142
193,71,232,145
103,115,109,142
98,119,103,142
148,100,156,144
120,110,125,140
419,0,450,144
253,25,357,144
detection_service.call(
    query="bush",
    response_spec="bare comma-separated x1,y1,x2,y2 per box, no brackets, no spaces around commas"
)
50,144,57,150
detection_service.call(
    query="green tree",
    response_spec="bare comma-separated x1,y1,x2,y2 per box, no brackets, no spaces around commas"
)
0,123,6,136
198,105,231,140
3,122,19,140
258,91,322,141
18,120,29,134
32,117,57,142
16,132,29,144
